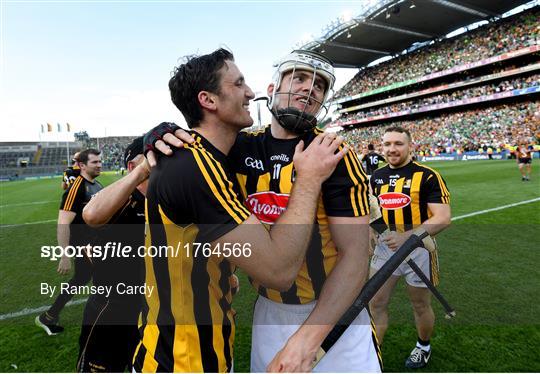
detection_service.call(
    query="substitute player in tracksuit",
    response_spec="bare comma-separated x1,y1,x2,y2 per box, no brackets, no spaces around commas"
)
369,126,451,369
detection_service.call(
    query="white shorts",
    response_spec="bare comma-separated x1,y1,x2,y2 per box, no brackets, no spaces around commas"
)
250,296,382,373
370,241,439,287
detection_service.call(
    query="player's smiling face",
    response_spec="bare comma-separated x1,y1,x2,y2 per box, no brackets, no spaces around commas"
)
382,131,411,168
272,69,326,115
214,60,255,128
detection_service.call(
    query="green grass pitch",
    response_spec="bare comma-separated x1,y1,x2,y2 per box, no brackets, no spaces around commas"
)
1,160,539,372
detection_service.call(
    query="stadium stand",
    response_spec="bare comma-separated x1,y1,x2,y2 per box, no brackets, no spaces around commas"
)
333,7,539,100
82,136,138,170
341,101,539,156
320,5,539,158
339,74,539,122
0,136,138,179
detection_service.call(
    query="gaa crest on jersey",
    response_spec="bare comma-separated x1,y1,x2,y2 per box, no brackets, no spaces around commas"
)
245,191,289,224
245,157,264,171
378,192,411,210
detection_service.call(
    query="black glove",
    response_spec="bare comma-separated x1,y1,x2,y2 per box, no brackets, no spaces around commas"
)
143,122,181,156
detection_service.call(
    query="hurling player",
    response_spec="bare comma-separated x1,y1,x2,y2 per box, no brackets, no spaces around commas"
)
369,126,451,369
515,139,533,181
361,143,385,177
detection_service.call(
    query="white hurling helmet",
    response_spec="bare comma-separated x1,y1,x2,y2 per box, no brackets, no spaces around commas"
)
268,50,336,134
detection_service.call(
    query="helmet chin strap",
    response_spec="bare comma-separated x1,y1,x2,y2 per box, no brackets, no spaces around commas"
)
274,107,317,134
254,96,319,135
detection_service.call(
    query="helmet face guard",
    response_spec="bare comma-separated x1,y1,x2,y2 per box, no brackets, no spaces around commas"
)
269,50,335,134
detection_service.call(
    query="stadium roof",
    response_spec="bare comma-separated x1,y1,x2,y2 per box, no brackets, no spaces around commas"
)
297,0,535,68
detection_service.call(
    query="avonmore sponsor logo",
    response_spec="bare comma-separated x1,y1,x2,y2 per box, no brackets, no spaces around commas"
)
245,191,289,224
378,192,411,210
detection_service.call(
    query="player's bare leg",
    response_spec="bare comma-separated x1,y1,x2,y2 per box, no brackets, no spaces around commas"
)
368,272,400,344
407,285,434,341
405,285,434,368
526,163,531,180
519,163,526,180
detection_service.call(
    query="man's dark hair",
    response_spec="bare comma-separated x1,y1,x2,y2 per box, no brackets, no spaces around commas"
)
124,136,144,167
384,126,412,141
79,149,101,165
169,48,234,128
368,143,375,151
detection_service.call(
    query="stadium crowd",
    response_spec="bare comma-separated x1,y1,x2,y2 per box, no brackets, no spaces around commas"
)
341,101,540,156
83,136,137,170
334,7,539,100
338,74,539,122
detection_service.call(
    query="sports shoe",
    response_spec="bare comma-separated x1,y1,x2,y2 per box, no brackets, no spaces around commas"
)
35,313,64,335
405,347,431,369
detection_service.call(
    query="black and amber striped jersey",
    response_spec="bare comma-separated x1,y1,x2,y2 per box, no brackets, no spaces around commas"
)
59,175,102,221
63,165,80,188
59,175,102,245
134,132,250,373
370,161,450,232
229,125,369,305
515,145,533,159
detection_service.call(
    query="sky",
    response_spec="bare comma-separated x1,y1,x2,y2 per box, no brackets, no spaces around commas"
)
0,0,367,142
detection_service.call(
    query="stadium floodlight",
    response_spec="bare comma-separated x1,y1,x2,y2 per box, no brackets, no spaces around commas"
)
341,10,353,22
347,32,352,38
386,11,391,19
410,1,416,8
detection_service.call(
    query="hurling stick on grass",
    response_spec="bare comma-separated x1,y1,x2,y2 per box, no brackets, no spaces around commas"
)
405,258,456,319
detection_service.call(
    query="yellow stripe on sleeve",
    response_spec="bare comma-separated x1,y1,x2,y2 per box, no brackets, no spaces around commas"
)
185,146,247,224
194,146,250,220
63,176,83,211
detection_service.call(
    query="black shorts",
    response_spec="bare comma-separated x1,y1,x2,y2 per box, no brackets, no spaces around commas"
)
77,296,141,372
518,158,532,164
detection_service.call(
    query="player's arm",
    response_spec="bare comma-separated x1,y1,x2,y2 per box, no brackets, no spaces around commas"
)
267,149,371,372
420,202,451,235
83,161,150,227
57,210,76,275
222,134,349,291
57,177,86,274
268,215,370,372
222,178,323,291
383,172,451,250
